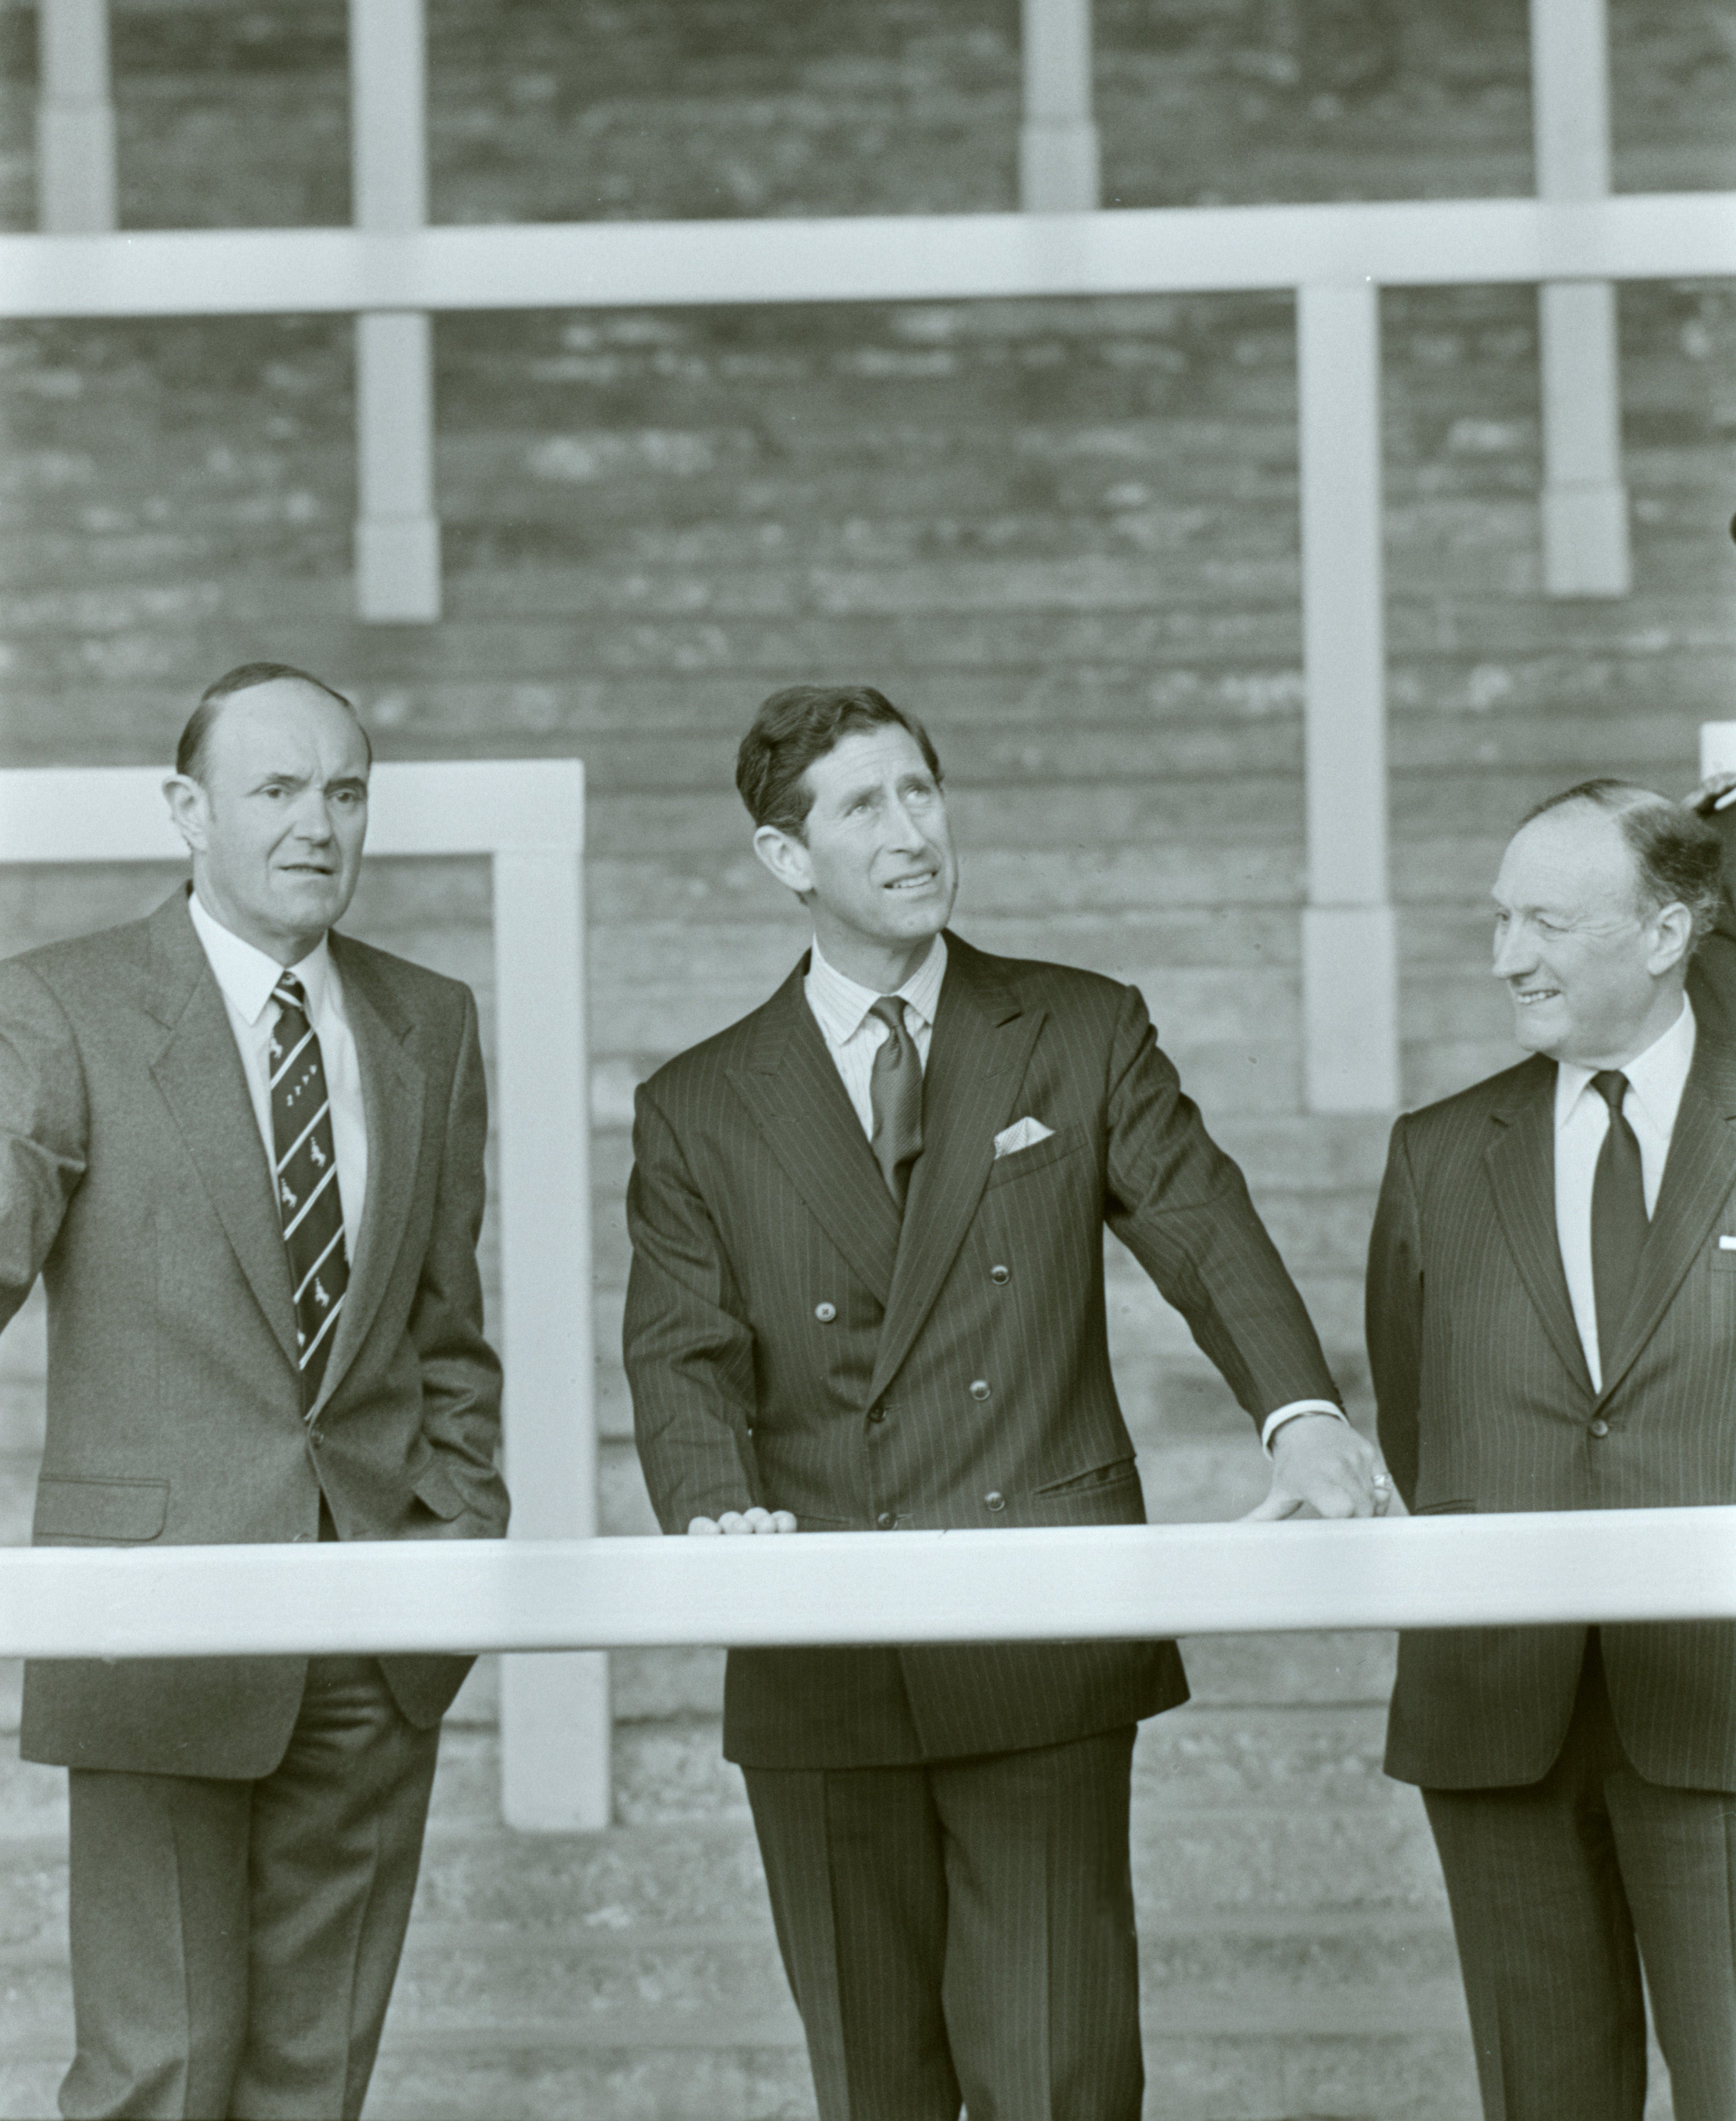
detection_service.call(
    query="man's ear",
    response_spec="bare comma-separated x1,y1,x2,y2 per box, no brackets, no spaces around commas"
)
163,774,209,857
1646,900,1694,977
753,824,814,899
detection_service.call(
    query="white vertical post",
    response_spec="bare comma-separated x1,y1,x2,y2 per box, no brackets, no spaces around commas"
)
492,807,610,1833
1530,0,1630,596
1020,0,1100,212
1296,282,1399,1115
35,0,116,233
350,0,442,623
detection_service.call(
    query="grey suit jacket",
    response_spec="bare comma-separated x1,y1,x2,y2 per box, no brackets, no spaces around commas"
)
626,933,1343,1769
1369,990,1736,1793
0,888,509,1778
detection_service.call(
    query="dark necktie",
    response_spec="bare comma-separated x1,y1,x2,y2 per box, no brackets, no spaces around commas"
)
867,995,924,1211
270,972,351,1412
1590,1068,1647,1362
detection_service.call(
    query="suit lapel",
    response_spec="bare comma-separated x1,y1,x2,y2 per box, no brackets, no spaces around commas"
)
1597,1029,1736,1404
145,892,300,1366
726,962,903,1306
866,939,1044,1408
1484,1058,1596,1399
310,936,425,1414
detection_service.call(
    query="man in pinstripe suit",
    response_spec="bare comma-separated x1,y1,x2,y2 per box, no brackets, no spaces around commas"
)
1367,780,1736,2121
626,684,1388,2121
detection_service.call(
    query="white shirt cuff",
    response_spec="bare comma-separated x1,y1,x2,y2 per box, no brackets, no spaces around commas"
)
1260,1400,1348,1454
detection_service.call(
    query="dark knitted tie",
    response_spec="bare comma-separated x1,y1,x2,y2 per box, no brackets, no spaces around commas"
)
1590,1069,1647,1362
867,996,924,1211
270,973,350,1413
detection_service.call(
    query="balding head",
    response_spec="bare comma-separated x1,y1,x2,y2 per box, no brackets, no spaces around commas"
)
1492,782,1719,1069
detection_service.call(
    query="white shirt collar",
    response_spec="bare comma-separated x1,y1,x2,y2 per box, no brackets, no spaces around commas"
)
186,888,333,1027
806,932,948,1050
1554,993,1697,1138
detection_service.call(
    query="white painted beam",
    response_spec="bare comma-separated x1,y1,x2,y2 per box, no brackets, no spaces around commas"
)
492,839,607,1833
2,195,1732,321
1296,281,1398,1115
1020,0,1100,214
1530,0,1630,597
4,1512,1736,1656
349,0,440,623
35,0,116,234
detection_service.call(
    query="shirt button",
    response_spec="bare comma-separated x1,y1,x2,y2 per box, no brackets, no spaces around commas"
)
990,1265,1010,1284
876,1511,895,1530
985,1491,1006,1512
1590,1419,1610,1438
969,1380,991,1402
814,1302,837,1324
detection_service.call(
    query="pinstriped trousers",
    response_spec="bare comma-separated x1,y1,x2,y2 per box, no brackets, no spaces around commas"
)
744,1725,1142,2121
1423,1635,1736,2121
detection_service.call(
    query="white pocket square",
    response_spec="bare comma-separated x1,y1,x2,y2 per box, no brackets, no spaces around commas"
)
993,1116,1056,1160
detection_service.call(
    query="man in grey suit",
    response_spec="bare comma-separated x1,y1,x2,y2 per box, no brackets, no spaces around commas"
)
626,685,1387,2121
0,663,509,2119
1367,780,1736,2121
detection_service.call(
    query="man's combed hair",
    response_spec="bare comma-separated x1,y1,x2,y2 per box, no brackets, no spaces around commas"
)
176,662,366,782
735,685,942,836
1523,777,1727,943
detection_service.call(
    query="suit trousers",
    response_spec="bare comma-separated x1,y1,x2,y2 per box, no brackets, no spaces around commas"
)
1422,1634,1736,2121
743,1724,1142,2121
59,1655,440,2121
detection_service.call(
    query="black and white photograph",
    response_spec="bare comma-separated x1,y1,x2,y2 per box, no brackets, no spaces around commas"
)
1,3,1734,2116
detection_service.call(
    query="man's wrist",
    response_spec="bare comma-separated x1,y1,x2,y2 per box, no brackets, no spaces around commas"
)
1260,1400,1348,1455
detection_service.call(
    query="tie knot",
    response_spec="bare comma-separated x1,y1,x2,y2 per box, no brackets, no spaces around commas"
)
869,995,907,1038
1592,1069,1630,1118
274,972,308,1012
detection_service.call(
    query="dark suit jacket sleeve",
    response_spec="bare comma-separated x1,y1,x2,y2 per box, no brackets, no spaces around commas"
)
1100,983,1341,1424
623,1080,762,1534
0,958,89,1332
1365,1113,1423,1510
403,987,508,1535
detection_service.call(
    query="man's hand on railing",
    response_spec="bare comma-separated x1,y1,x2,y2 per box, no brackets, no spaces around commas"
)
1242,1414,1395,1522
687,1508,799,1535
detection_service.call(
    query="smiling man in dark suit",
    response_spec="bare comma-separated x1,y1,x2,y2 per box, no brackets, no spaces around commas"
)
1367,780,1736,2121
0,663,508,2120
624,683,1386,2121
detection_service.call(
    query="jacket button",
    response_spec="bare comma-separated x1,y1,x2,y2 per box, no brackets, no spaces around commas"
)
985,1491,1006,1511
308,1429,322,1448
814,1302,837,1323
969,1380,991,1401
990,1264,1010,1284
1590,1418,1610,1438
876,1510,894,1530
867,1406,885,1424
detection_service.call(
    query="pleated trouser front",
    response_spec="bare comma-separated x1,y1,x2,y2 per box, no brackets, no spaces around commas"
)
744,1723,1143,2121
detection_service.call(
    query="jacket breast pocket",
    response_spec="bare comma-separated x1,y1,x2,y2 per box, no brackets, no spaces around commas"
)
985,1124,1084,1190
35,1476,169,1544
1708,1240,1736,1274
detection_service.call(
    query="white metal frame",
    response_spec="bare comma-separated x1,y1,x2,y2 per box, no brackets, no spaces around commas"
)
0,762,603,1832
21,0,1736,1108
3,1511,1735,1657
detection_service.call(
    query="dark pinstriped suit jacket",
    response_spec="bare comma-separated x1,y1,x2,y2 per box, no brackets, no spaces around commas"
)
1370,936,1736,1793
626,932,1343,1769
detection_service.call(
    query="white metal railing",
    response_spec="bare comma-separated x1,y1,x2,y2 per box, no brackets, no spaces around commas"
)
0,763,603,1833
4,1513,1734,1667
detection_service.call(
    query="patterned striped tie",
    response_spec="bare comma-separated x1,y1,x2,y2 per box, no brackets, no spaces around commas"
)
270,972,350,1413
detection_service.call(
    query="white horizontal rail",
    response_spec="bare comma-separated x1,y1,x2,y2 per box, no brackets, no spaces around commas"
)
0,762,583,860
3,1512,1735,1659
2,196,1734,321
